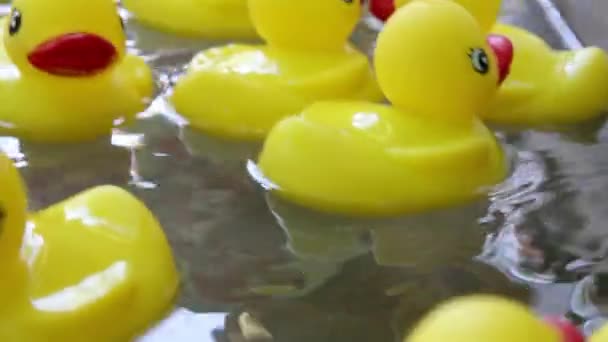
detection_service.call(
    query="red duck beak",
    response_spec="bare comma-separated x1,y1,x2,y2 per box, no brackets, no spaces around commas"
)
369,0,396,22
544,317,585,342
28,33,118,77
487,34,514,85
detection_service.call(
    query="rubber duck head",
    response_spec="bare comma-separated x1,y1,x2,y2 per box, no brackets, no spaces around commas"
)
370,0,501,32
248,0,362,51
4,0,126,77
406,295,584,342
374,0,513,121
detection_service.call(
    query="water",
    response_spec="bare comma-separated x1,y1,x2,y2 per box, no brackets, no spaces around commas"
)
1,0,607,340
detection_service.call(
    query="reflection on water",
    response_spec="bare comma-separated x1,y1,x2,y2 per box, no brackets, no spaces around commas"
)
0,0,607,340
138,309,227,342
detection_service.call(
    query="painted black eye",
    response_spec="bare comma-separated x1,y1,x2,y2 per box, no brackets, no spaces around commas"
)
343,0,354,3
468,48,490,75
8,8,21,36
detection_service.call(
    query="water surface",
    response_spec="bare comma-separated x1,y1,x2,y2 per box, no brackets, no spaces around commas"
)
1,0,607,340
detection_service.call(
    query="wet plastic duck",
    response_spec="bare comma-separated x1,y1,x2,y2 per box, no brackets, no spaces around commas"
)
122,0,256,39
0,152,179,340
0,0,153,142
370,0,501,32
255,0,513,217
405,295,585,342
370,0,608,126
170,0,384,141
486,23,608,126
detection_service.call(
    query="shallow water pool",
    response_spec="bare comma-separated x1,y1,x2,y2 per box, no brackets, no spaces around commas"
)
2,0,608,340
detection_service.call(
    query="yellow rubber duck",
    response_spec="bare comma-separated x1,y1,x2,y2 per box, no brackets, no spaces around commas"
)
0,152,179,340
170,0,384,141
255,0,513,217
0,0,153,143
376,0,608,126
122,0,257,39
487,23,608,126
405,295,584,342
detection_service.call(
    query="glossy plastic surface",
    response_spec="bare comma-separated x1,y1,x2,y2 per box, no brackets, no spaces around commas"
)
405,295,562,342
170,0,383,140
394,0,501,32
0,0,153,142
122,0,256,39
256,0,509,217
0,152,179,341
487,23,608,126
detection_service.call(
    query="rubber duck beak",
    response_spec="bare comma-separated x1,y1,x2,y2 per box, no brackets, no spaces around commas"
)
487,34,514,85
27,33,118,77
369,0,395,22
545,317,585,342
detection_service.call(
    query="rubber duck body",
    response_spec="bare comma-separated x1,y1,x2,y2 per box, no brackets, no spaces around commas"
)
0,153,179,341
486,23,608,126
122,0,256,39
256,0,513,217
170,0,384,141
405,295,584,342
0,0,153,143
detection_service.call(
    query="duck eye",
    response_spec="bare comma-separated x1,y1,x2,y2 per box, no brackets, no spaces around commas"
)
343,0,355,4
8,8,22,36
468,48,490,75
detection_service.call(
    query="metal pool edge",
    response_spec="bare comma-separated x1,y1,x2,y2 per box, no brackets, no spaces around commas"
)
533,0,584,49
